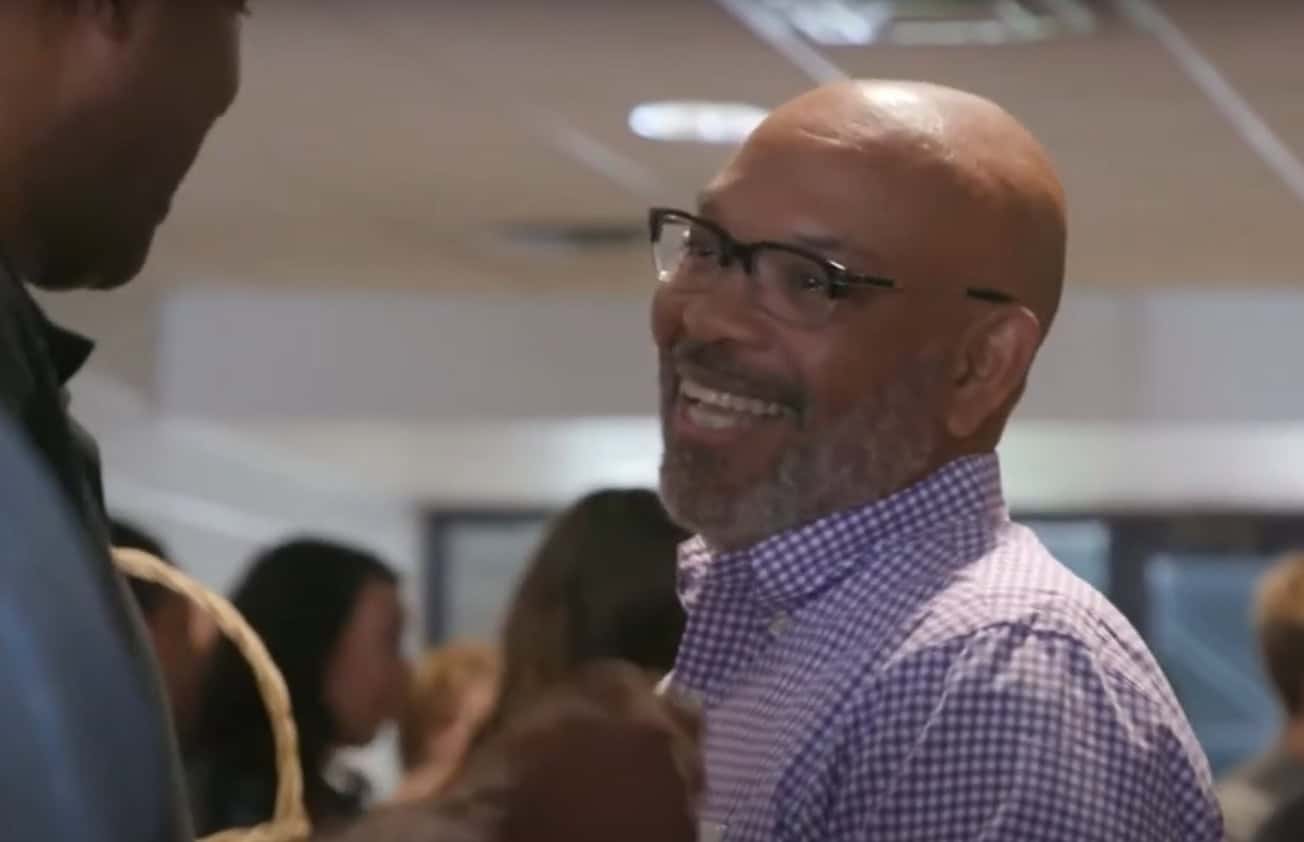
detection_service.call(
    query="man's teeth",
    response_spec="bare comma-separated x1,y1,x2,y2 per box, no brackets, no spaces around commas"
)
680,378,786,418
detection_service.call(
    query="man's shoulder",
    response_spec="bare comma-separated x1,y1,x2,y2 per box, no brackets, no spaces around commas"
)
816,521,1128,676
848,524,1182,719
878,524,1133,658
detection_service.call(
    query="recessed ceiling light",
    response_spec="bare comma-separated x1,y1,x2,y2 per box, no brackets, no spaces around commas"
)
628,101,769,145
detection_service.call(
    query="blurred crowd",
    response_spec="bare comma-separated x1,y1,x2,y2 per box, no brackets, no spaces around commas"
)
116,507,1304,842
112,488,694,839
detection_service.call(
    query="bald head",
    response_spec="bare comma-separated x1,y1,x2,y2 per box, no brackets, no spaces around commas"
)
654,79,1068,548
736,79,1067,334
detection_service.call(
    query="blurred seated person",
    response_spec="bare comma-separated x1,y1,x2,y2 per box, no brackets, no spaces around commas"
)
110,519,212,742
1220,551,1304,842
393,643,498,802
316,662,702,842
479,489,688,741
1254,789,1304,842
187,538,408,835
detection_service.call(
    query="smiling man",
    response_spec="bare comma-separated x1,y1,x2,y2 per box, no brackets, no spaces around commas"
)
652,80,1222,841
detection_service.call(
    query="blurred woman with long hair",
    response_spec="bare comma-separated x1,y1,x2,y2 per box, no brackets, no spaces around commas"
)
187,538,407,835
479,489,687,742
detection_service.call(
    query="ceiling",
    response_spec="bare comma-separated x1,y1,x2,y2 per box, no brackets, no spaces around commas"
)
147,0,1304,292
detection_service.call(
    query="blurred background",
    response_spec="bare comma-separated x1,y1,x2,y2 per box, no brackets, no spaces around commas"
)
39,0,1304,789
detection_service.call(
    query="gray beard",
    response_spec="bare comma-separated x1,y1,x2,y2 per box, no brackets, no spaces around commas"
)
659,356,943,551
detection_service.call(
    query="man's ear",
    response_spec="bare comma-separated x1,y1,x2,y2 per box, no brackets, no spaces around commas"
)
945,306,1041,439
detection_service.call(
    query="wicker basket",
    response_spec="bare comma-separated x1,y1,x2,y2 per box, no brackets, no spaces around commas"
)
113,547,313,842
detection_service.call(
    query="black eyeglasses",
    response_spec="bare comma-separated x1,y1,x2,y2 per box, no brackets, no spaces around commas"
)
649,207,1014,327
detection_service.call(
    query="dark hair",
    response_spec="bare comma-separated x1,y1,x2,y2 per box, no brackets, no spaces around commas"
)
187,537,398,828
486,489,688,735
109,518,175,618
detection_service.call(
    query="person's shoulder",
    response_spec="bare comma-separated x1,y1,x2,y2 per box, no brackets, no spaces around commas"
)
822,519,1186,736
887,523,1132,657
871,526,1189,723
825,520,1136,689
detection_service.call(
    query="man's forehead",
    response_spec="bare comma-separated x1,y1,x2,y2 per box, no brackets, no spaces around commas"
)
708,120,932,198
695,144,910,258
695,196,892,282
695,130,1018,292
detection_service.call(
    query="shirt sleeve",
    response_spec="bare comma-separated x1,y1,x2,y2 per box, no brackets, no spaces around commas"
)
793,622,1222,842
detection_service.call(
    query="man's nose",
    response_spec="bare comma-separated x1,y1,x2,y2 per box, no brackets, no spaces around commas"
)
678,265,768,349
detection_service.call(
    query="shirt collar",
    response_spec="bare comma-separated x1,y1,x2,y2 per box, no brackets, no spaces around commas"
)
40,316,94,385
678,453,1008,612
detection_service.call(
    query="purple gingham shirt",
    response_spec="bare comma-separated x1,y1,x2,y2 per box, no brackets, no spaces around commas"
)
671,454,1223,842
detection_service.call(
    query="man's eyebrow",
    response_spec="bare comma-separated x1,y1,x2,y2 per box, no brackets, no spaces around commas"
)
790,230,888,271
694,194,882,266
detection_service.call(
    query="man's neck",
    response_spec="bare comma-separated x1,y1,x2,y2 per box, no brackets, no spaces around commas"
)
700,451,996,555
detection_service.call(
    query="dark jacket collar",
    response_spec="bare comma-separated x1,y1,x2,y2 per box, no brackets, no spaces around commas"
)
0,256,94,385
39,315,94,385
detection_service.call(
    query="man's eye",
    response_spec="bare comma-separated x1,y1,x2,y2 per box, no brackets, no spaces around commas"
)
788,271,826,293
683,236,719,261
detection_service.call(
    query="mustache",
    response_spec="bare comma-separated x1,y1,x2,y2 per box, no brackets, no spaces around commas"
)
667,341,805,412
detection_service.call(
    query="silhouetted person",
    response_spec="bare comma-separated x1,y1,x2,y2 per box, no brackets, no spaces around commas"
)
0,4,244,839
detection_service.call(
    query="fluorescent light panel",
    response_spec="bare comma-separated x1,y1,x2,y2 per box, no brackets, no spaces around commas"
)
628,101,769,144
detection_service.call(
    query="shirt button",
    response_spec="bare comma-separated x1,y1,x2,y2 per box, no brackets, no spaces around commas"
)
768,612,790,637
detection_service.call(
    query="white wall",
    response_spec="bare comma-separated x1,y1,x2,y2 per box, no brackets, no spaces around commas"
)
70,375,422,599
159,290,662,419
44,281,1304,516
153,285,1303,425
